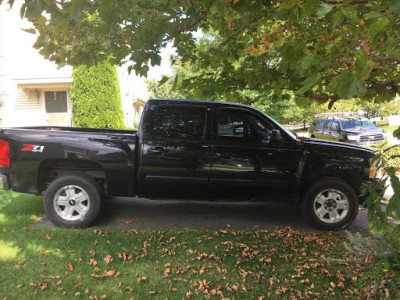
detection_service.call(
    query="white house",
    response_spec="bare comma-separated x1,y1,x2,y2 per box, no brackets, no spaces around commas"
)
0,1,156,128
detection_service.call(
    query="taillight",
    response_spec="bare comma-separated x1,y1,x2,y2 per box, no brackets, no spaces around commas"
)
0,140,10,167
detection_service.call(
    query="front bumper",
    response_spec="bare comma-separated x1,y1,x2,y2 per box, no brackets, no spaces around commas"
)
0,174,10,190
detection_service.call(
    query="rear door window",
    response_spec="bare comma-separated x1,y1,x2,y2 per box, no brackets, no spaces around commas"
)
144,105,206,140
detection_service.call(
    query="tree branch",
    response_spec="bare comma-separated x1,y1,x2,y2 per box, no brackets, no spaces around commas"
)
304,91,339,108
321,0,369,4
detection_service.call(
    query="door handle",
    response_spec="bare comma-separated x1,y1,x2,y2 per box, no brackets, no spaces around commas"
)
148,147,165,155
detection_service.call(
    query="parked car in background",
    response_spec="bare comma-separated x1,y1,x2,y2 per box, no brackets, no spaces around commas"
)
310,117,386,145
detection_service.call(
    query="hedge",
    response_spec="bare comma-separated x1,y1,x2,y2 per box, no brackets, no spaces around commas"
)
71,61,125,129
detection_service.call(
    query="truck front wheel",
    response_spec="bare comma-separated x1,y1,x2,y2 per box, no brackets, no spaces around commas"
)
301,178,358,230
44,175,102,228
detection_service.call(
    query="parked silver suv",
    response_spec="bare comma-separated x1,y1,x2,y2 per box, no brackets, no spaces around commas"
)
310,117,386,145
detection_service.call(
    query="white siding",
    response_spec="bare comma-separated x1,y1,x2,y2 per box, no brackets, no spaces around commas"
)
14,89,43,110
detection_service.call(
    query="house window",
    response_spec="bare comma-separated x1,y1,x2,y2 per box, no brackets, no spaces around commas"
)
44,91,68,113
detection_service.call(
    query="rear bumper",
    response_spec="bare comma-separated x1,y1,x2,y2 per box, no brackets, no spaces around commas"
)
0,174,10,190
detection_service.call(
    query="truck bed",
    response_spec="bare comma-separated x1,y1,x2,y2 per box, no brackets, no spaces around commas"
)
0,126,138,196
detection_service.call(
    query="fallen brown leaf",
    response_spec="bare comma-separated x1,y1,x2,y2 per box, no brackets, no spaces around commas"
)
38,281,48,291
104,255,113,264
186,291,193,298
65,262,74,271
45,234,52,240
91,269,119,279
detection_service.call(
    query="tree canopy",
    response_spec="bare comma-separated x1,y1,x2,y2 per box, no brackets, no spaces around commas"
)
2,0,399,107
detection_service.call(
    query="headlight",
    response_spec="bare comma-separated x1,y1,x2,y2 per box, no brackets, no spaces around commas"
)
347,135,359,141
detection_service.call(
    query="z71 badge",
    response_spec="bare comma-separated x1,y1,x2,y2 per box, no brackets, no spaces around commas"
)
21,144,45,153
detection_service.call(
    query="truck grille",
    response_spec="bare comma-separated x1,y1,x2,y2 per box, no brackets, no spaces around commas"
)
359,134,384,142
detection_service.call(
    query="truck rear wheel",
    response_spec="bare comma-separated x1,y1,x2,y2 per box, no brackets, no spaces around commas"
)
44,175,102,228
301,178,358,230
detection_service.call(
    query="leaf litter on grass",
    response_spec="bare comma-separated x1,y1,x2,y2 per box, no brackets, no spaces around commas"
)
1,225,376,299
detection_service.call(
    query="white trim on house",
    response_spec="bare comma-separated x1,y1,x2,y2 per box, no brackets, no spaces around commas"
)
1,79,72,127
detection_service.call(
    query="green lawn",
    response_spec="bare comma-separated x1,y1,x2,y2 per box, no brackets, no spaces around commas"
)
381,125,399,133
0,190,398,299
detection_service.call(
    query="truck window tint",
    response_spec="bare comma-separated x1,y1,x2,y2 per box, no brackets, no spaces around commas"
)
217,113,246,138
146,106,205,140
216,110,274,145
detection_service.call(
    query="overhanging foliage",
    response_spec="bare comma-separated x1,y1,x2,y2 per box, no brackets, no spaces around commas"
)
1,0,399,107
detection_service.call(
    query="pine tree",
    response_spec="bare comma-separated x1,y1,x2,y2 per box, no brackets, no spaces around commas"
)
71,61,125,129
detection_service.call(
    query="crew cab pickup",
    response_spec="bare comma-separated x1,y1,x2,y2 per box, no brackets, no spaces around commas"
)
0,99,377,230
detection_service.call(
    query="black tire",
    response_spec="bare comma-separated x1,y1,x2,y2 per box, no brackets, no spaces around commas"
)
44,175,103,228
301,177,358,231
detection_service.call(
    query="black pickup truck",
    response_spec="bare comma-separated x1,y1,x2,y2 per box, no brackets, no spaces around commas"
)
0,99,377,230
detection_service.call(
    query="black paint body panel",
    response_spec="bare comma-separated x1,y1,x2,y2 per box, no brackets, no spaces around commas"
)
0,99,376,202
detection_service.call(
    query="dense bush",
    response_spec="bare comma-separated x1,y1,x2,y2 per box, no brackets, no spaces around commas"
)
71,61,125,129
382,146,400,169
360,143,400,298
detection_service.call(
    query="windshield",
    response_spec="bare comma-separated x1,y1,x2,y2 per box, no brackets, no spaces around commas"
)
340,120,376,130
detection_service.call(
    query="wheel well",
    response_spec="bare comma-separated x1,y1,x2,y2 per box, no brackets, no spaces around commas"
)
299,171,362,202
38,159,106,194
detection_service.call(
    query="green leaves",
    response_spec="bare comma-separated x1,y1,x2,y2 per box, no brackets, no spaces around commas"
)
386,166,400,221
332,11,344,29
303,0,319,17
334,72,366,100
4,0,399,105
371,18,389,35
355,51,373,81
20,0,44,19
317,3,332,18
296,73,321,96
341,7,359,23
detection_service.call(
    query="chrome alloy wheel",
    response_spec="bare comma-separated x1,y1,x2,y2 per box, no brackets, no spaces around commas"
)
313,189,349,224
53,185,90,221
